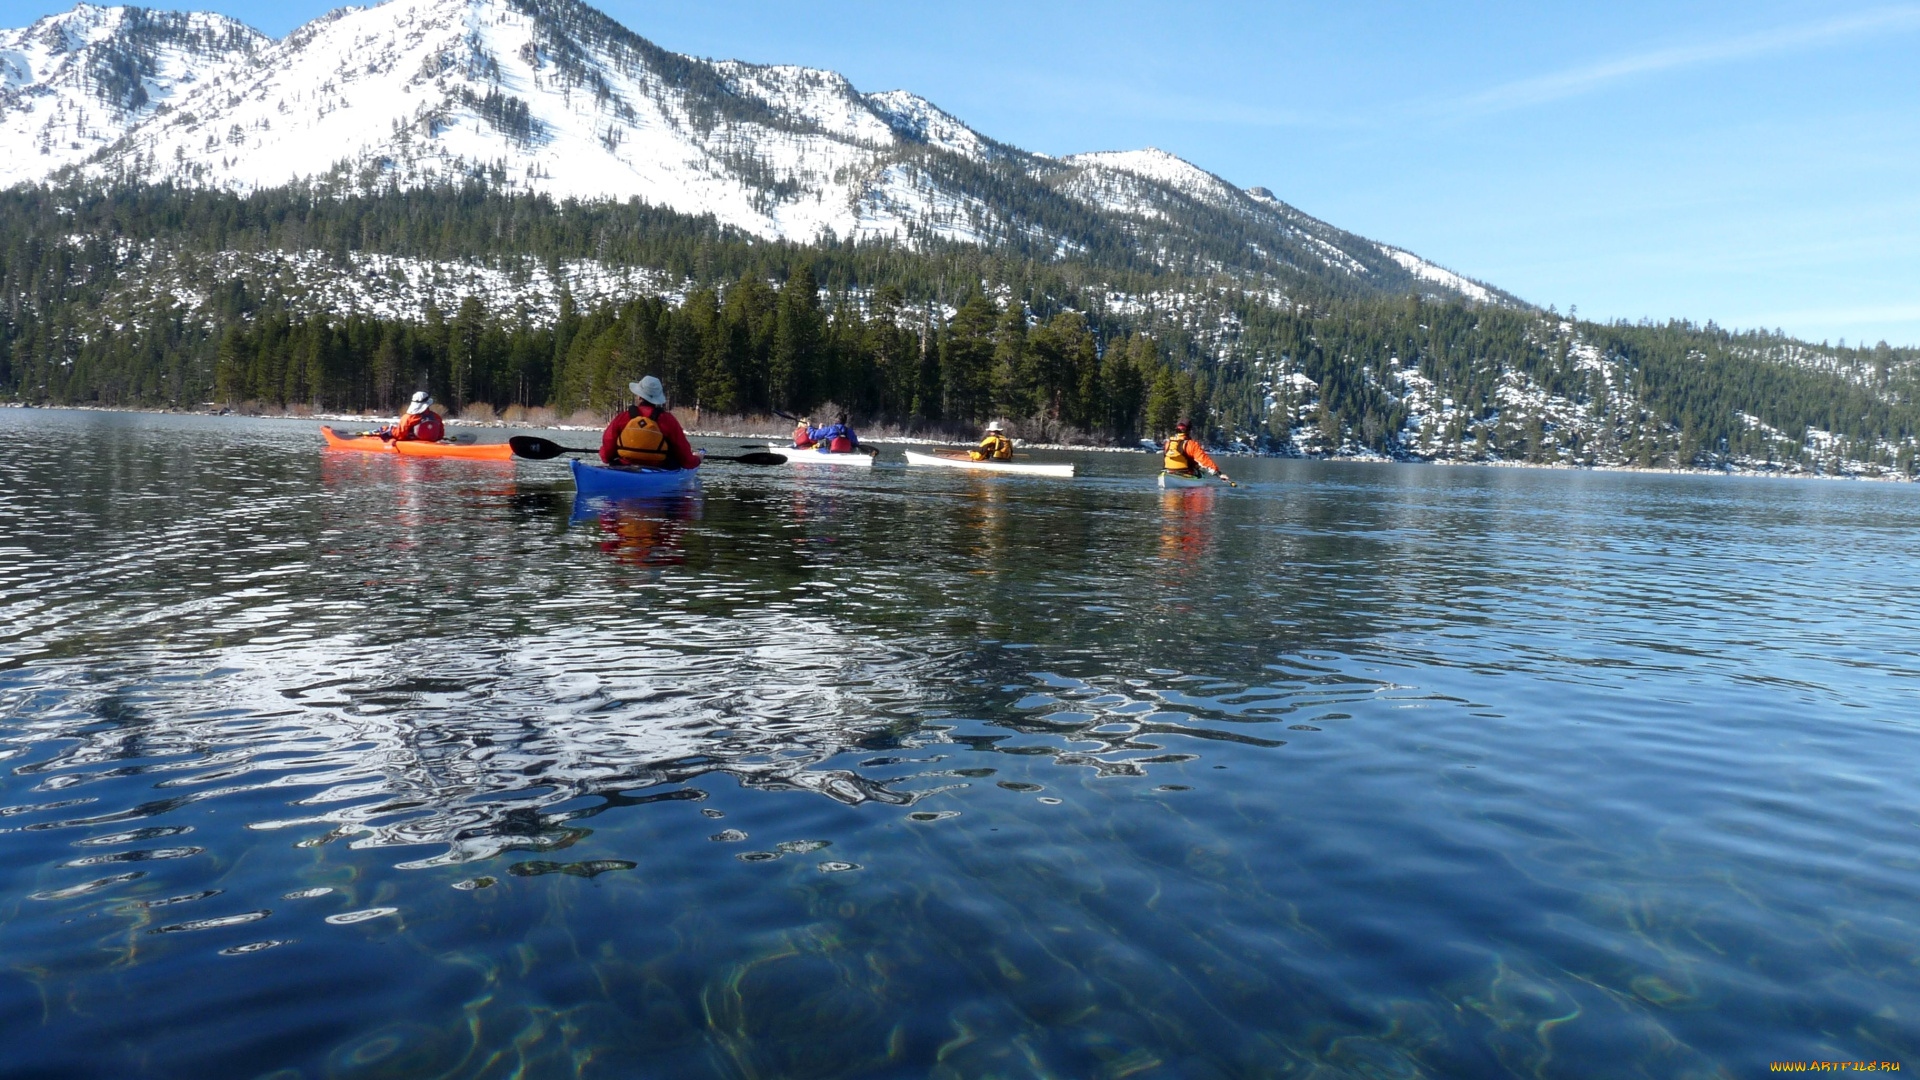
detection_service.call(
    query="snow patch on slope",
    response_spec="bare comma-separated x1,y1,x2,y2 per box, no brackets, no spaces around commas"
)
1063,148,1240,208
1378,245,1494,303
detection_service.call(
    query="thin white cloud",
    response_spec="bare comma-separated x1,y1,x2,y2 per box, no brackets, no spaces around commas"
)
1005,6,1920,136
1449,5,1920,116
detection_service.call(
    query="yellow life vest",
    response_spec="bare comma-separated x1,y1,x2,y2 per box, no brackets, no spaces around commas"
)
971,434,1013,462
1164,434,1198,473
616,407,672,467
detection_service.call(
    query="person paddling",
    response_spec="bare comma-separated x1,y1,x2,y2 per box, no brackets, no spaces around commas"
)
791,417,815,449
380,392,445,442
971,420,1014,462
600,376,703,470
808,413,861,454
1164,419,1230,482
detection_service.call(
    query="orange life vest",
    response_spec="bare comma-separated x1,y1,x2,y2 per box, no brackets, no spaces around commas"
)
616,405,673,468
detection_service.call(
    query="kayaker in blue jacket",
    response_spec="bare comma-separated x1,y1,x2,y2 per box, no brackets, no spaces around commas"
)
806,414,860,454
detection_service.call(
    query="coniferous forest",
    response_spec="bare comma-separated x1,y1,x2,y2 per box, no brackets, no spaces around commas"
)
3,182,1917,473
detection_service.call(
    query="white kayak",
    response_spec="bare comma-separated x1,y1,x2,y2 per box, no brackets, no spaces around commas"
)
1158,471,1215,489
767,444,873,467
903,450,1075,478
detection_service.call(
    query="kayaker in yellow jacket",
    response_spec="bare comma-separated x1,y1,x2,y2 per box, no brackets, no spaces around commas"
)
1165,420,1230,481
971,420,1014,462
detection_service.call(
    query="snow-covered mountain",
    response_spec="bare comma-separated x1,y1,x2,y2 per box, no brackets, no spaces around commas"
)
0,0,1511,305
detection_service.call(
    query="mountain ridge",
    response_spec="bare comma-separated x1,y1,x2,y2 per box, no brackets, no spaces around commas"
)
0,0,1513,307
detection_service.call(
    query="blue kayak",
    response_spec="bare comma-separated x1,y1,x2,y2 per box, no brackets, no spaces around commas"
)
570,458,701,499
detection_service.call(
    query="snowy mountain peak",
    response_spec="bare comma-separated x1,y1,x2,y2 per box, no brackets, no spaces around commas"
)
862,88,992,158
0,3,265,185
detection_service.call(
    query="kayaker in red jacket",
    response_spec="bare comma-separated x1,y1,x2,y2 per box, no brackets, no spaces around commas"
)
381,392,445,442
599,376,703,469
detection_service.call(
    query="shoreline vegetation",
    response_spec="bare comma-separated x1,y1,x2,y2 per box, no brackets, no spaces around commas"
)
8,401,1908,482
6,186,1917,485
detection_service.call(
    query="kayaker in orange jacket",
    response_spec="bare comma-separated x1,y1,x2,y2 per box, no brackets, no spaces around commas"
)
1164,420,1229,481
600,376,703,470
381,392,445,442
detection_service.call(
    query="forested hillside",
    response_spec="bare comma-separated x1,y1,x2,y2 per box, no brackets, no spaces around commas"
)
3,182,1917,475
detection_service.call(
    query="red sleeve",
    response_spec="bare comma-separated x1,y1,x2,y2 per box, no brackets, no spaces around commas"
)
657,410,699,469
599,411,627,465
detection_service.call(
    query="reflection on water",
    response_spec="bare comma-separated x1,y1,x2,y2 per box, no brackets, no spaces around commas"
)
575,492,703,566
1,410,1918,1078
1157,484,1218,571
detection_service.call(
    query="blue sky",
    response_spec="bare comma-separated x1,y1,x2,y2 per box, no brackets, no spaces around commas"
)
8,0,1918,346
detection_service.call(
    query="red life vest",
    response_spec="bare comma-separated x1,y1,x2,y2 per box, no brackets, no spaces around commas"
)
396,410,445,442
828,434,854,453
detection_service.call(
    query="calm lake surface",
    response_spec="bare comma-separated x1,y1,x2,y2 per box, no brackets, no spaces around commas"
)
2,408,1916,1079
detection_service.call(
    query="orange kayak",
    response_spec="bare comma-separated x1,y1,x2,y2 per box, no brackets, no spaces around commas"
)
320,426,515,461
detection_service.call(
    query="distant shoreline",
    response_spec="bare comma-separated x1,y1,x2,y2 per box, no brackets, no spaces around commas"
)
4,402,1907,483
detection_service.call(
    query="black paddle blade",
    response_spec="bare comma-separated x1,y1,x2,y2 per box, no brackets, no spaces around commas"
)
724,451,787,466
509,435,596,460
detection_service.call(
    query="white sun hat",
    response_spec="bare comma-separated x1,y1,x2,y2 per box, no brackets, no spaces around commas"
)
629,376,666,405
406,391,433,415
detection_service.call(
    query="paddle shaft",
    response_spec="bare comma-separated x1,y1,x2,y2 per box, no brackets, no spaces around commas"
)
508,436,783,465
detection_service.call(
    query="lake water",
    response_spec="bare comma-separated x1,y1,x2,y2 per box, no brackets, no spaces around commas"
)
2,408,1916,1079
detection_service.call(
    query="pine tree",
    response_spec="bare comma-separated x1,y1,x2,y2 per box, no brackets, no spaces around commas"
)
943,294,997,423
990,300,1032,420
1145,365,1181,438
772,262,821,411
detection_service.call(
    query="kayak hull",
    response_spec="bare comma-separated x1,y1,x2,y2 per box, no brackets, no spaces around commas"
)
395,438,513,461
321,425,513,461
769,444,873,467
903,449,1074,478
1158,471,1213,489
571,458,701,498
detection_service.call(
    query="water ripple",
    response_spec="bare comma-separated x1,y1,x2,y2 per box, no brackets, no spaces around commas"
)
2,412,1918,1078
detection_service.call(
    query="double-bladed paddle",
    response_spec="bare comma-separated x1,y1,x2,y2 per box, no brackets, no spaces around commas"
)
509,436,786,465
